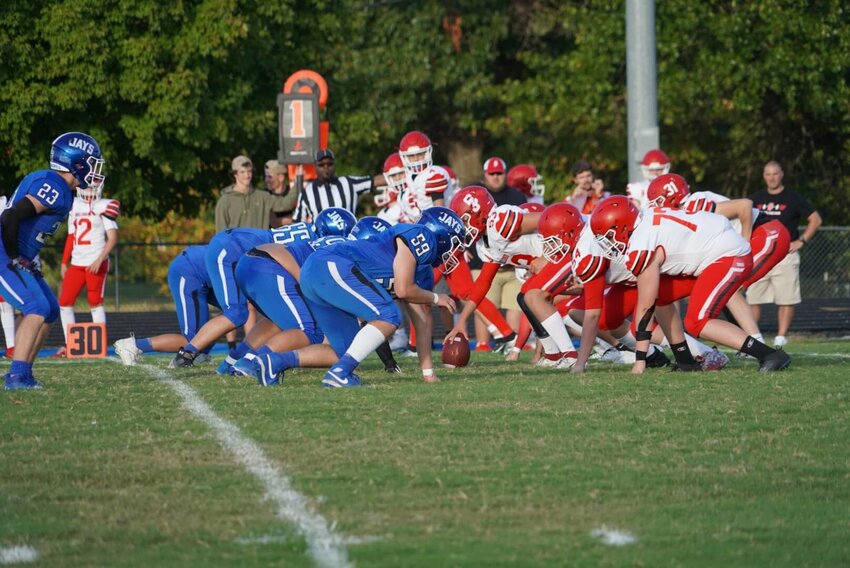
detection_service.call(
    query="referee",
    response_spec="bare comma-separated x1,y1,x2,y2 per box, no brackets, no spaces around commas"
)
292,149,380,223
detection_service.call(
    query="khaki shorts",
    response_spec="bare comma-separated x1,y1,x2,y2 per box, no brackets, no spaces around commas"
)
472,267,522,310
746,251,801,305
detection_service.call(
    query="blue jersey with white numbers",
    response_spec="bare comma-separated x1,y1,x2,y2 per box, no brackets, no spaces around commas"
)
311,224,439,294
222,223,318,252
3,169,74,260
287,236,347,267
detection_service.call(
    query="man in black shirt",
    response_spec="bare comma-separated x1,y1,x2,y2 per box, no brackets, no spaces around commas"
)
746,161,821,347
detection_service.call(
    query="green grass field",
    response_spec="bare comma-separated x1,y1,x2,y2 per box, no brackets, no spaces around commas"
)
2,342,849,567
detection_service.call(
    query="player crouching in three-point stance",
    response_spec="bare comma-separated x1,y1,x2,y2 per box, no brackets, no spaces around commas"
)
297,206,465,387
0,132,105,389
589,195,790,374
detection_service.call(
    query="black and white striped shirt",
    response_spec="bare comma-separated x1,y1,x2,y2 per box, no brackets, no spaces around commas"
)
292,176,374,223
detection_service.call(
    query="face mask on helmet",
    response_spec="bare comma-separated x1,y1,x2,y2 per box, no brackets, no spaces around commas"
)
50,132,106,191
417,206,467,274
77,186,102,203
640,149,671,182
449,185,495,247
399,131,433,174
589,197,638,262
538,203,584,264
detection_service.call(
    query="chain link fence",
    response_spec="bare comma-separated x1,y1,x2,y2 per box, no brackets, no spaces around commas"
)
799,227,850,299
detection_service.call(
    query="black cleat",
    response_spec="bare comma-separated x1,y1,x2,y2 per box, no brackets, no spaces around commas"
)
758,349,791,372
169,347,197,368
646,347,671,368
384,361,402,373
669,361,702,372
493,332,517,355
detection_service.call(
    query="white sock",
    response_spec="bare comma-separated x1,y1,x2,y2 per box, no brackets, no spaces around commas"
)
542,313,574,352
752,332,763,342
0,302,15,348
616,331,637,350
539,335,559,355
346,324,389,363
561,314,583,335
91,305,106,324
684,333,712,357
487,323,503,339
59,306,76,342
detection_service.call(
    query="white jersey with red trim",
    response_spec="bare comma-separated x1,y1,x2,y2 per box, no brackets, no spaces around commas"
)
68,197,120,266
625,209,750,277
475,205,543,267
681,190,761,234
626,180,650,208
376,200,406,225
572,224,634,285
399,166,449,222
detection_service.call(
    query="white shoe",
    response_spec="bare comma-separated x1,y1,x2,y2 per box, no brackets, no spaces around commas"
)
114,336,142,366
554,353,578,369
773,335,788,348
389,329,409,352
536,356,560,368
599,347,628,364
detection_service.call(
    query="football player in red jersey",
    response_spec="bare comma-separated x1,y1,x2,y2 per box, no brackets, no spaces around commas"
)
591,196,791,373
626,149,671,209
54,182,120,356
507,164,545,206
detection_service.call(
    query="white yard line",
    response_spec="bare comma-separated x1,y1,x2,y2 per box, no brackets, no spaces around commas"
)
0,546,39,564
590,526,638,546
134,363,352,568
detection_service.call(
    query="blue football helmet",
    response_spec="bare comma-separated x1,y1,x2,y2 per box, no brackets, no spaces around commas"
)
50,132,105,191
314,207,357,238
417,206,466,273
350,216,392,241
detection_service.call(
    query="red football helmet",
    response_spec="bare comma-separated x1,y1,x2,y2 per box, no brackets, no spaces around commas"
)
589,195,639,260
507,164,545,197
640,149,671,181
647,173,690,209
398,130,433,174
377,153,407,207
449,185,495,247
488,206,524,242
519,202,545,213
538,203,585,264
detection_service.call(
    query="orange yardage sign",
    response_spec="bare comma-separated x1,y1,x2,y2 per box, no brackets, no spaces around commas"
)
66,323,108,358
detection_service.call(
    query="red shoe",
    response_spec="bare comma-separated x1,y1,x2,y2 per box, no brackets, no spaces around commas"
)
3,346,13,359
474,343,492,352
50,347,67,358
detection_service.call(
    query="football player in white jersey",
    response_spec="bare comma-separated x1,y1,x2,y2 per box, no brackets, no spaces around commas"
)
447,194,579,368
397,130,449,222
646,173,792,347
55,182,120,356
626,149,671,209
375,152,408,225
590,196,791,373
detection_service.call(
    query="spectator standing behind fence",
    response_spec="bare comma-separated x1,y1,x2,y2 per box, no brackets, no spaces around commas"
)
291,149,378,223
564,160,607,214
53,183,120,357
264,159,298,228
746,160,822,347
215,155,291,233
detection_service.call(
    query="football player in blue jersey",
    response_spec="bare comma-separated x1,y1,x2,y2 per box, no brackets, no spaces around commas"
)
296,206,465,387
0,132,105,390
113,245,217,366
169,208,356,369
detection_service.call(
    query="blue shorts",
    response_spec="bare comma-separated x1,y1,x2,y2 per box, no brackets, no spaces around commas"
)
0,256,59,322
168,253,217,342
234,253,323,345
205,233,249,326
299,252,401,356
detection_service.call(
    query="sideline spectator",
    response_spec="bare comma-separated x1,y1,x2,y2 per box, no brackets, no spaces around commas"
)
292,149,377,223
215,155,290,233
746,160,822,347
265,159,297,228
565,160,606,214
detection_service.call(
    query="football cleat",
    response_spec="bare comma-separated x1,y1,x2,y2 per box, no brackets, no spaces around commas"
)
698,347,729,371
4,373,42,391
536,352,569,368
169,347,197,368
321,369,362,388
384,361,402,373
3,346,14,359
50,347,67,358
114,336,143,366
194,353,212,364
668,361,703,372
554,352,579,369
646,347,671,368
232,353,282,386
474,343,492,352
493,332,517,355
758,349,791,372
215,359,237,376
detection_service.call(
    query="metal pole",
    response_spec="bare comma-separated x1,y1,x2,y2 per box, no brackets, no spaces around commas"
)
626,0,660,183
114,244,120,312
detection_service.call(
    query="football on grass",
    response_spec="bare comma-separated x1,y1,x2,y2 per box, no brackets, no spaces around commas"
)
441,333,470,368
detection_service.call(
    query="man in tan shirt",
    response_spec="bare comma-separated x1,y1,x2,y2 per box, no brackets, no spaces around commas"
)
215,156,291,232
